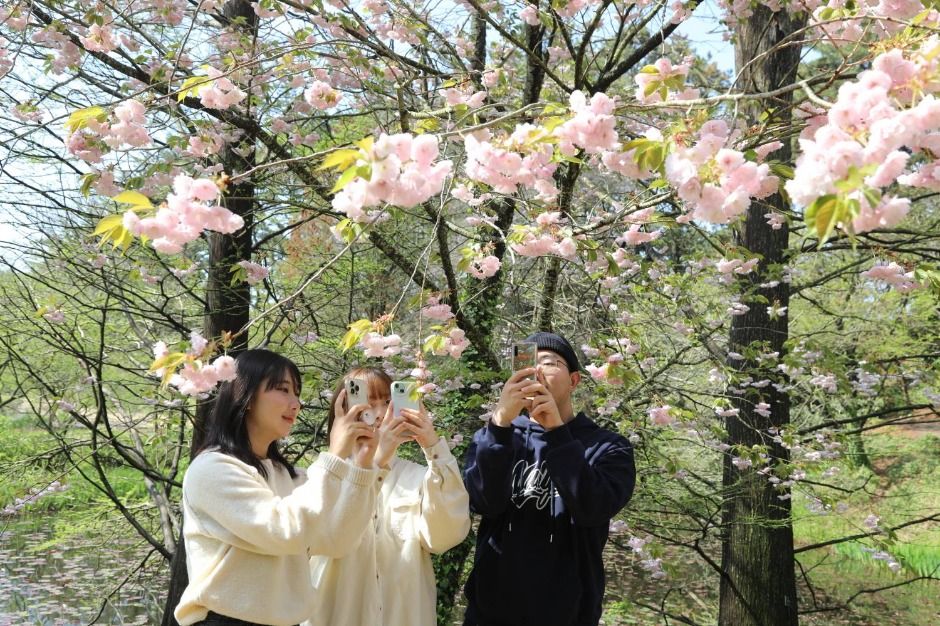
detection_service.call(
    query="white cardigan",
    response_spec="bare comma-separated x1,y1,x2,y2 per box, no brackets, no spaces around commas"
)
305,438,471,626
175,450,378,626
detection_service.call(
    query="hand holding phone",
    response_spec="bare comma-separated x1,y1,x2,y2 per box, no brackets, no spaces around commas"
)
346,377,377,425
511,342,537,379
391,380,420,418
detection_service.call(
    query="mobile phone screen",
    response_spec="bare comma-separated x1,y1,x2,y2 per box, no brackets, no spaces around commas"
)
511,342,538,374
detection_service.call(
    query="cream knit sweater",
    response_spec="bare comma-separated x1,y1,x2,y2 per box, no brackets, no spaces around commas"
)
175,450,378,626
305,437,471,626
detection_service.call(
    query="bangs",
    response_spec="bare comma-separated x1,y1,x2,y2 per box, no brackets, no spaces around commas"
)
263,360,302,395
346,367,392,398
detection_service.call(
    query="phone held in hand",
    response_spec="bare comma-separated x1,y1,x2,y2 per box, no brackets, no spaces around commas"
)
511,342,538,378
391,380,420,418
346,377,377,425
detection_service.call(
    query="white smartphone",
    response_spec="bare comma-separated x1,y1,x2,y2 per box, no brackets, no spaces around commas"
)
346,377,377,425
391,380,420,418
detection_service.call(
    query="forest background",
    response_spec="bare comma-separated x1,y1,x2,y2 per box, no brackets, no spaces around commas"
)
0,0,938,624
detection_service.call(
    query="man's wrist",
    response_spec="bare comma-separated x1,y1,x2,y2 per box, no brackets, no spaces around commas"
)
492,406,515,427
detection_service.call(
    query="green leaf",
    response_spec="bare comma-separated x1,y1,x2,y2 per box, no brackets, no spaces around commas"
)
94,214,133,251
331,166,360,194
340,318,374,352
423,334,446,354
415,118,439,134
112,190,153,209
318,148,360,171
769,162,794,180
177,75,211,102
65,106,107,133
79,173,96,197
806,195,841,244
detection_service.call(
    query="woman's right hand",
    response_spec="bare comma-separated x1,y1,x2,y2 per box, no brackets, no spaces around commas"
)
328,388,377,464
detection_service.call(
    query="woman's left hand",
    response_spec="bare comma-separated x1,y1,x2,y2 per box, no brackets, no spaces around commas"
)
374,404,413,469
400,404,440,450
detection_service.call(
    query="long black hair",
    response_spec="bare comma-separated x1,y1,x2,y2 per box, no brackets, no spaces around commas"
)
199,348,301,479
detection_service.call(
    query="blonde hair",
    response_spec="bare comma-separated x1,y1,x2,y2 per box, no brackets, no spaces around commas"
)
326,367,392,434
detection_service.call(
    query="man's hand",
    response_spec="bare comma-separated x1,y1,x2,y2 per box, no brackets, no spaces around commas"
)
527,370,564,430
492,368,537,427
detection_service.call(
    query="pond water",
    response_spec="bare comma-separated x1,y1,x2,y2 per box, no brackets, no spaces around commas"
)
0,517,166,626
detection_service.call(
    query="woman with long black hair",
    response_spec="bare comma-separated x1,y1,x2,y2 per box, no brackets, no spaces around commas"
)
174,349,380,626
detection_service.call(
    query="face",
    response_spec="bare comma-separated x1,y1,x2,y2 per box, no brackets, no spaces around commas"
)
247,373,302,445
363,382,390,423
536,350,580,409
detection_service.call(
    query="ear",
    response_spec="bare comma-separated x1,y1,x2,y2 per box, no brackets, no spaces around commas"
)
569,371,581,390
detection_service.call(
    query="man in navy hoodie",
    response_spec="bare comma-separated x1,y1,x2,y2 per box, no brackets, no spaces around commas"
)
463,332,636,626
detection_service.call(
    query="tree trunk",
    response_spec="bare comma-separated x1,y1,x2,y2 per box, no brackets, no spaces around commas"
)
719,6,805,626
160,3,258,625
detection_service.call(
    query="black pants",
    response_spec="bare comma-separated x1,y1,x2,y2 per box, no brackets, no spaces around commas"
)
196,611,298,626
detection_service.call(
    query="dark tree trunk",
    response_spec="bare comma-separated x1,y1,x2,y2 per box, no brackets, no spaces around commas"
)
719,6,805,626
160,3,258,625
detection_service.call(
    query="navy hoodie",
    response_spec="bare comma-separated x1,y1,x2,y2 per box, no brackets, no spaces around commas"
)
462,412,636,626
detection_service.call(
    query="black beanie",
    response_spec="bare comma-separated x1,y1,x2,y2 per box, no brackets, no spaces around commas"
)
524,332,581,373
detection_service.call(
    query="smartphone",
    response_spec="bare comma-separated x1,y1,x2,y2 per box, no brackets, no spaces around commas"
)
391,380,420,418
346,377,377,425
511,342,538,378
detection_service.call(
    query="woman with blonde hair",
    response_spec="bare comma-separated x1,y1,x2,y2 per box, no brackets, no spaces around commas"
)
305,366,471,626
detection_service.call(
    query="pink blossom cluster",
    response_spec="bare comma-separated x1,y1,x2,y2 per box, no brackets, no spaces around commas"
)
554,91,619,155
237,260,269,285
421,297,455,321
199,67,247,110
616,224,662,246
123,175,245,254
66,100,152,163
170,355,238,396
648,405,675,426
665,120,779,224
787,43,940,234
468,253,501,279
626,535,667,579
30,26,82,74
810,0,924,43
443,86,487,108
1,481,69,517
426,327,470,359
0,6,28,31
333,133,453,223
187,133,225,157
634,58,698,104
510,212,578,259
860,261,919,292
304,80,343,110
144,0,189,25
0,43,12,78
463,127,559,200
43,307,66,324
152,338,238,397
601,128,662,180
556,0,603,18
585,349,631,385
79,23,119,53
359,332,403,358
519,5,540,25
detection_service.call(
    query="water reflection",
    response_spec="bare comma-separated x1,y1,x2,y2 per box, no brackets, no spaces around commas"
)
0,517,165,625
